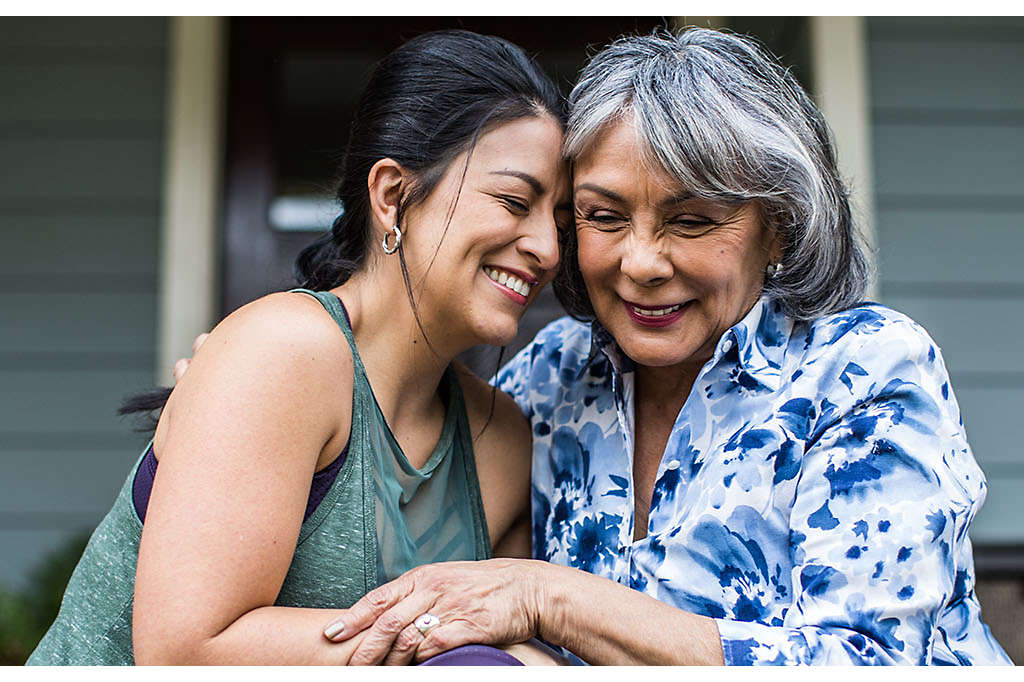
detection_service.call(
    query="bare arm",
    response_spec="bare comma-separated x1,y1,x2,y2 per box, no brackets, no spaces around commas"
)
535,562,724,665
322,558,723,665
134,293,362,665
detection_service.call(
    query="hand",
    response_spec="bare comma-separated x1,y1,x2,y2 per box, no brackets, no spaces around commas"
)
173,333,209,383
323,559,547,665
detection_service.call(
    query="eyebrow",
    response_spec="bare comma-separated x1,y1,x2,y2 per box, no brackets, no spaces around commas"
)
658,192,697,209
574,183,625,203
490,170,544,196
575,183,695,208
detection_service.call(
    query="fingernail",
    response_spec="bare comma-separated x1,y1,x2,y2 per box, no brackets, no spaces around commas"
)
324,620,346,639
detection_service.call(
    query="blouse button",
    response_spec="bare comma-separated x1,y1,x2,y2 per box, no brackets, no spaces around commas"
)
666,459,681,470
722,338,734,352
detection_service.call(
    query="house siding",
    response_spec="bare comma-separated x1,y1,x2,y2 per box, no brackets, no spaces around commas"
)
0,17,166,588
867,17,1024,544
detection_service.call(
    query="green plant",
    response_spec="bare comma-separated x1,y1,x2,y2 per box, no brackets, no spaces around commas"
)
0,532,90,665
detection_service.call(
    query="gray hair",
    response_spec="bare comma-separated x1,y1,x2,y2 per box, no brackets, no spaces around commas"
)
554,28,871,322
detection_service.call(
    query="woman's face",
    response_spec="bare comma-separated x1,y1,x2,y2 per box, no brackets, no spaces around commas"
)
402,114,570,348
573,118,776,374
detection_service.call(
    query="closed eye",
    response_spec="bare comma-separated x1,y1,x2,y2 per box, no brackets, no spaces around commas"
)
499,195,529,214
578,208,626,231
669,215,718,236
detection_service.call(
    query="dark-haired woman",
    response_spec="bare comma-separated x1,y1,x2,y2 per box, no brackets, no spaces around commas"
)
27,30,570,665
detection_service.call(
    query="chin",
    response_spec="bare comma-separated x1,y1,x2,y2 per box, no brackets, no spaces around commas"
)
469,314,521,348
616,335,699,369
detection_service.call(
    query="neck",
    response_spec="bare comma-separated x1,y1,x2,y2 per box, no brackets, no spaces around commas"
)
331,268,467,426
634,359,705,420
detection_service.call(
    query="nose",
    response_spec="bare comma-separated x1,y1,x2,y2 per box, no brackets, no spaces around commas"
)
620,230,673,286
517,212,560,274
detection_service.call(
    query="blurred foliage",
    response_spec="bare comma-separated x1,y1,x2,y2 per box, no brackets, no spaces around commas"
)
0,532,89,665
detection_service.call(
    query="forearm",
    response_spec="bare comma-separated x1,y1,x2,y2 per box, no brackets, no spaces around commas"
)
533,562,724,665
139,606,366,665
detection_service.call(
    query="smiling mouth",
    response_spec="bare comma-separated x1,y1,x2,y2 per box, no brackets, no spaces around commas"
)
630,303,683,318
623,299,689,327
483,267,533,298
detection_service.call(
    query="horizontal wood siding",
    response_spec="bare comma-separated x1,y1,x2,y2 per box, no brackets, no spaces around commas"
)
0,17,166,589
868,17,1024,545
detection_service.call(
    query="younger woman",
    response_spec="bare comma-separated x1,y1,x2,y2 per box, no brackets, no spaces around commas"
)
28,30,570,665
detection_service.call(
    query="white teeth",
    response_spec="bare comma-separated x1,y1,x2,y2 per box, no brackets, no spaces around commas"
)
632,304,682,318
484,267,532,297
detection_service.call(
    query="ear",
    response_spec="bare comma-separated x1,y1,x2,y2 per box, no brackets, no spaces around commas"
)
752,202,783,265
367,158,407,232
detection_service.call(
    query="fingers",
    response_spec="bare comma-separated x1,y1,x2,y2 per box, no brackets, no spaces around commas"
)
381,622,425,666
346,591,438,665
173,358,190,384
323,580,411,643
414,624,477,663
192,333,209,354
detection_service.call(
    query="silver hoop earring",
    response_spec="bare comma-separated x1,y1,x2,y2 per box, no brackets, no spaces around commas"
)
381,224,402,255
766,262,782,279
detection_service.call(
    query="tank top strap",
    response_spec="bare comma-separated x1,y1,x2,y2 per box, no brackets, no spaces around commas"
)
291,287,355,348
290,288,373,379
290,287,490,577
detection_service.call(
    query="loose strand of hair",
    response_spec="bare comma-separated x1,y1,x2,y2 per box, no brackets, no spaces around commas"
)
474,345,507,442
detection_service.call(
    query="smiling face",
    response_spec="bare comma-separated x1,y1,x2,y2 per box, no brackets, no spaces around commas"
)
573,118,778,374
401,114,570,348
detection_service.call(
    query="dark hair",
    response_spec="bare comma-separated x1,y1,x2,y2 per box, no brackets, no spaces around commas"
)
122,29,565,431
296,29,565,291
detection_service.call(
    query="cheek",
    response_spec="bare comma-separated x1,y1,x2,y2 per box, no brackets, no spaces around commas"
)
576,230,618,288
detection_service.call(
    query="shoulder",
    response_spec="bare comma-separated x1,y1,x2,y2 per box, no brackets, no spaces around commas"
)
158,292,354,440
196,291,355,381
530,315,593,362
794,303,962,445
797,303,946,387
806,302,937,357
495,316,592,398
215,291,352,355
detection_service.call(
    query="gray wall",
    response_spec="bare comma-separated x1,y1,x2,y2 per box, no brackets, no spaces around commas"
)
0,17,166,589
867,17,1024,544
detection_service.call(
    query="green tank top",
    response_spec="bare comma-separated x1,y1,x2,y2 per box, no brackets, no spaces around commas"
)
28,289,490,665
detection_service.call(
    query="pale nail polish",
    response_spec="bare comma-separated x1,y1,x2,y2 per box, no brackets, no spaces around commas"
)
324,621,346,639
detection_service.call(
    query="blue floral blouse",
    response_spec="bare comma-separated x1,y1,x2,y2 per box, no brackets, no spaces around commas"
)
495,296,1011,665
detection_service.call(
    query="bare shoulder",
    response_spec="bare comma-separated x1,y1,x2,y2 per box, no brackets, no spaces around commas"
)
217,291,352,354
155,291,355,455
195,291,353,381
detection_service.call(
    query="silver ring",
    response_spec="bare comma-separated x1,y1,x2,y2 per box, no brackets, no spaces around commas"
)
414,612,440,637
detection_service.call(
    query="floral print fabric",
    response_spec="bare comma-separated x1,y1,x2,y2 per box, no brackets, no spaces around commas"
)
495,296,1010,665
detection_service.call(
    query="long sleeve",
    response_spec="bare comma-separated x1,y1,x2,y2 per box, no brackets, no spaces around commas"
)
715,323,1009,665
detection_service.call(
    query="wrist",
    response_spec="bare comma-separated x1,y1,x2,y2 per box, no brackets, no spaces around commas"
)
526,561,574,649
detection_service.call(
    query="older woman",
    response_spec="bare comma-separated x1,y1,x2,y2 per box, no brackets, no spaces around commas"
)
324,29,1011,665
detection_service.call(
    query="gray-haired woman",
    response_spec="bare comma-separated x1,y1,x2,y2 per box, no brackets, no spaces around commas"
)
315,28,1012,666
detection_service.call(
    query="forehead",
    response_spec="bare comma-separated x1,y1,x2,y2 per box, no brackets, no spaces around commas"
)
470,115,565,176
572,118,679,193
